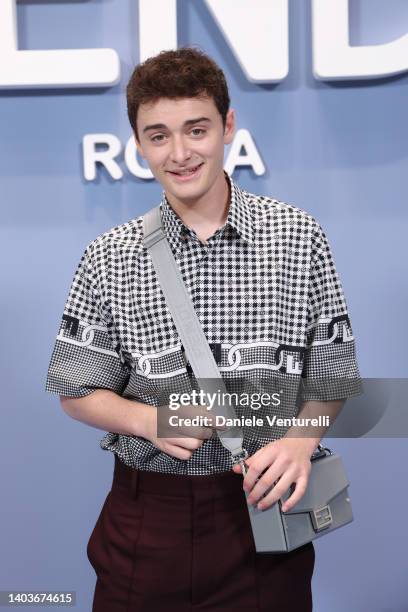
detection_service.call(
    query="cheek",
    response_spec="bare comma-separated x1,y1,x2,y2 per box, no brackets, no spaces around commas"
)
200,137,224,160
143,148,167,169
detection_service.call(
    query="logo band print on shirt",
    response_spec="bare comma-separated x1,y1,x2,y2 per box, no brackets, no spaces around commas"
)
46,172,362,475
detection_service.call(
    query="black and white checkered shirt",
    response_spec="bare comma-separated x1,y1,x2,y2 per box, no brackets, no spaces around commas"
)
45,172,362,474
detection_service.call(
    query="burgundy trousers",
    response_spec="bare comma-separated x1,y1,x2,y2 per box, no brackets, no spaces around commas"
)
87,455,315,611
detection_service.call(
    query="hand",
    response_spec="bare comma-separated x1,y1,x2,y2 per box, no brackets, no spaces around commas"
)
231,437,316,512
142,402,223,461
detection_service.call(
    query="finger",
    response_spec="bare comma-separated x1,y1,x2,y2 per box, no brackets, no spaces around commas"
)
198,427,214,439
178,425,213,439
167,437,204,450
245,462,287,505
163,443,193,461
243,451,279,494
180,403,213,420
253,472,295,510
163,404,212,436
164,422,211,439
280,476,308,512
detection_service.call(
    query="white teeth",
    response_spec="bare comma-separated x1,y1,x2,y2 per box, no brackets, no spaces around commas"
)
175,165,200,175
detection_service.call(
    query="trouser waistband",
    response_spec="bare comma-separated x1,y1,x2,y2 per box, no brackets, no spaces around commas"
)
112,453,245,500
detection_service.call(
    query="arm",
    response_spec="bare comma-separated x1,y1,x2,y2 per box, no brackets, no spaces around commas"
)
60,390,212,460
49,244,214,461
60,390,153,438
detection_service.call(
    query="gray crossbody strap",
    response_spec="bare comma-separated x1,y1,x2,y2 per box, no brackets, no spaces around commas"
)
142,205,246,461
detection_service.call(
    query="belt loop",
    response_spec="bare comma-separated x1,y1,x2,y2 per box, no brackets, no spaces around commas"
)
130,468,139,500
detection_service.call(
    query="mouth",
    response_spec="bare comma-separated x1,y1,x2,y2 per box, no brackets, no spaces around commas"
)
166,163,204,182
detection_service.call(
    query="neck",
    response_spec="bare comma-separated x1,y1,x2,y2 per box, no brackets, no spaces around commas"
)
164,171,230,242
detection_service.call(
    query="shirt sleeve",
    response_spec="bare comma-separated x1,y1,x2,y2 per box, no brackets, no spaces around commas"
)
300,221,363,401
45,243,131,398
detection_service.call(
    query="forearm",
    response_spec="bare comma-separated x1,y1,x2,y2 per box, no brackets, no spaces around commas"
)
284,399,345,452
60,389,154,438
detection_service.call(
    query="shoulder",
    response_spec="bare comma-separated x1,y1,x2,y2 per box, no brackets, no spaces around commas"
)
82,214,147,264
242,185,324,242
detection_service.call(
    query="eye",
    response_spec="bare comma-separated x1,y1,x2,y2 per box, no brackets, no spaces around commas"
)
190,128,206,137
151,134,166,143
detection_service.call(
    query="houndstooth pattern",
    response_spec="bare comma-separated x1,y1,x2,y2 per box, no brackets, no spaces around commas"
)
45,172,362,474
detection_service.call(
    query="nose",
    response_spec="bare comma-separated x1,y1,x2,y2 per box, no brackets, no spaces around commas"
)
170,135,192,165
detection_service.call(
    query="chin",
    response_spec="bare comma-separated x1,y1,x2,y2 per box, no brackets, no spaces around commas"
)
170,185,207,203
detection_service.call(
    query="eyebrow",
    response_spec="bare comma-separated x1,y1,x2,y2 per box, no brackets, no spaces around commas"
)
142,116,211,134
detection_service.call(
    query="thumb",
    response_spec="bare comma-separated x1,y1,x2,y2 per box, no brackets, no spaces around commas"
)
232,458,251,473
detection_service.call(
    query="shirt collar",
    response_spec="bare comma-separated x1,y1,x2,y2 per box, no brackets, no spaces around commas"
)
160,171,254,252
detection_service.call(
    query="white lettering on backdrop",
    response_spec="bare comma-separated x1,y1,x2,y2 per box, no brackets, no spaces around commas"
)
312,0,408,80
0,0,120,88
82,130,265,180
1,0,407,88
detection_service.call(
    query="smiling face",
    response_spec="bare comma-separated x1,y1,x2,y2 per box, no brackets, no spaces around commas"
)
135,95,235,206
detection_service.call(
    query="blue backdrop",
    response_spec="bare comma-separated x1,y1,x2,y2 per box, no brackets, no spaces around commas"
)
1,1,407,610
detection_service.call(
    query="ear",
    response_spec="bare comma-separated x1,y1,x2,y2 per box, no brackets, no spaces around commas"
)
134,135,146,159
223,108,235,145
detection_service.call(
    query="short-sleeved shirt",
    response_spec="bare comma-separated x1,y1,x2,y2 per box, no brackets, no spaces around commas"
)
45,171,362,474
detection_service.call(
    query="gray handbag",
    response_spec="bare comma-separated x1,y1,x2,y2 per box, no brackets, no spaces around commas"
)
142,205,354,553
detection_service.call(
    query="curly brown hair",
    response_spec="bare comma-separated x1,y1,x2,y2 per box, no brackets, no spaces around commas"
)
126,47,230,141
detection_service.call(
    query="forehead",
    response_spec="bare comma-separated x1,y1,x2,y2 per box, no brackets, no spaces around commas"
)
137,96,220,129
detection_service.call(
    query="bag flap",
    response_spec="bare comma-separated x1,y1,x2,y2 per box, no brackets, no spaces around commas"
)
282,453,350,513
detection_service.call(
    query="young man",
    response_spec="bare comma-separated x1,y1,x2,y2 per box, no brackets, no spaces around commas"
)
46,48,361,611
